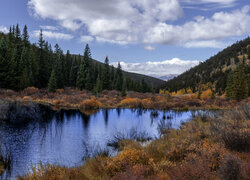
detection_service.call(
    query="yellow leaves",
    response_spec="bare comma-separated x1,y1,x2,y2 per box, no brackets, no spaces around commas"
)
104,149,151,176
80,96,103,109
119,98,142,108
201,89,213,100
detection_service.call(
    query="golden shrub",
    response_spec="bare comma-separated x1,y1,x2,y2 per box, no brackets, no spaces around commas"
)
201,89,212,100
176,89,186,95
141,98,153,108
105,149,150,176
80,97,103,109
119,98,142,108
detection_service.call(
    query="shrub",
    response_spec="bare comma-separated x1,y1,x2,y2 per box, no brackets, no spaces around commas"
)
210,104,250,152
141,98,153,109
22,87,39,95
168,158,215,180
105,149,151,176
80,97,103,109
201,89,213,100
219,155,242,180
119,98,142,108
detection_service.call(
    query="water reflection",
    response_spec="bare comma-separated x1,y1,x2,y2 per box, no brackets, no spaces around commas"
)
0,108,213,179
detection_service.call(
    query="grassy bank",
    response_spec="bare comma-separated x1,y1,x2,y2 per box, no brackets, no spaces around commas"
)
19,103,250,180
0,87,245,111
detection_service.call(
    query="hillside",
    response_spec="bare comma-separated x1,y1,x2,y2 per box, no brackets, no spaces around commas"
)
165,37,250,95
0,25,165,93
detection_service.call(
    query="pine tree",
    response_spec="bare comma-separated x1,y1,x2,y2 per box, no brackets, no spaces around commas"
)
76,63,85,90
37,29,49,88
226,71,235,99
102,56,110,90
19,47,30,89
48,68,57,92
96,75,102,93
0,37,12,88
15,24,21,39
121,78,127,97
69,57,78,86
115,62,123,91
22,25,29,46
54,44,64,88
226,64,248,101
85,69,92,91
233,64,248,100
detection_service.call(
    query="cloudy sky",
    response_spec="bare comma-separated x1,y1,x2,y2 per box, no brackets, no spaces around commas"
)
0,0,249,77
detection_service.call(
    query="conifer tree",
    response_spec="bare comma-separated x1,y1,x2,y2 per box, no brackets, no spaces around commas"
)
48,68,57,92
95,75,102,93
69,57,78,86
226,71,235,99
233,64,248,100
85,70,92,91
115,62,123,91
102,56,110,90
76,63,85,90
37,29,49,88
22,25,29,46
226,64,248,100
0,37,12,88
121,78,127,97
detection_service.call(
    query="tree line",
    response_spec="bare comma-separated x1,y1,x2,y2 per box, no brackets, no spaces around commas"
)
0,24,153,94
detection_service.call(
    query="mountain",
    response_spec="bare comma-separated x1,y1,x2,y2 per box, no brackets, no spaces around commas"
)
159,74,178,81
165,37,250,94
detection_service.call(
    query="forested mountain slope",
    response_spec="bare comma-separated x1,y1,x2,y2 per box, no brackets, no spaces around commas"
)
165,37,250,95
0,25,165,93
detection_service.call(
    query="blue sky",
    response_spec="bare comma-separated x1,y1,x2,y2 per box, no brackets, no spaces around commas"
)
0,0,249,77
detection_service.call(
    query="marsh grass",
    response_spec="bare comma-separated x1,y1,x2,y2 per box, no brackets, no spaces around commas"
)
107,128,152,150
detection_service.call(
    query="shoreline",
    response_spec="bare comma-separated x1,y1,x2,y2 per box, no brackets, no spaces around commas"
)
1,87,247,113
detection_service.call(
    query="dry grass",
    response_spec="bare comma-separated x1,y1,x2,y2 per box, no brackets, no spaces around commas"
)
0,87,243,110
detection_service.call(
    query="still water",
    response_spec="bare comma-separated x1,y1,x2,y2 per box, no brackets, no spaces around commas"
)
0,108,209,179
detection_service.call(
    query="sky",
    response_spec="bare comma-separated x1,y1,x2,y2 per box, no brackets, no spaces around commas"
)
0,0,249,77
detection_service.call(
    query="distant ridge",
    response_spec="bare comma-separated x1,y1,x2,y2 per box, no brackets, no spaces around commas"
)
165,37,250,94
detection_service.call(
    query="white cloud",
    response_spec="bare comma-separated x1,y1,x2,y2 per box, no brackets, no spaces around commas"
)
144,45,156,51
111,58,200,76
0,26,8,33
28,0,250,47
80,35,94,43
144,6,250,44
40,25,58,31
32,30,73,40
184,40,229,48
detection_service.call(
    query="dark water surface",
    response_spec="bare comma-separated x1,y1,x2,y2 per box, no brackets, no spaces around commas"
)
0,108,211,179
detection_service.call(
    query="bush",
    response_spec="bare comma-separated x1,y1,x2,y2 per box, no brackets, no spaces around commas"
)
168,158,215,180
210,104,250,152
80,97,103,109
105,149,151,177
22,87,39,95
119,98,142,108
201,89,213,100
219,155,242,180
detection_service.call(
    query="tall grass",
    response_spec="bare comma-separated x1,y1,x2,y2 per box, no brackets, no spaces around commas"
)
107,128,152,150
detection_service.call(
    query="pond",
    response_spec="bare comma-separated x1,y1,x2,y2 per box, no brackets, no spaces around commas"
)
0,108,212,179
